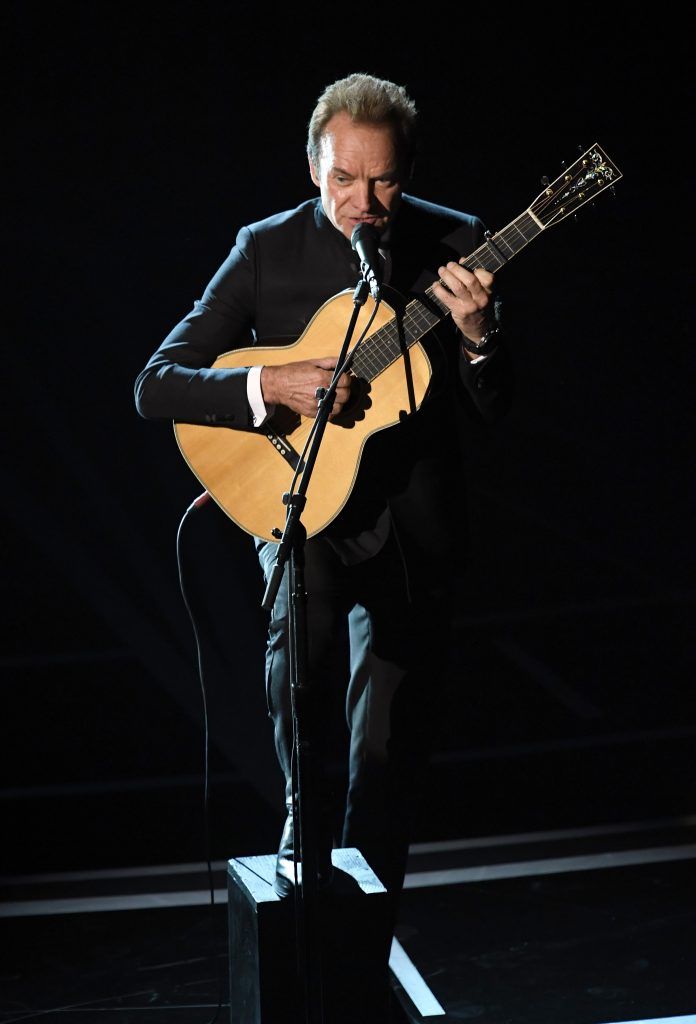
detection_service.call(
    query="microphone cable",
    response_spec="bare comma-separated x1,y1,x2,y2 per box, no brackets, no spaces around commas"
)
176,496,224,1024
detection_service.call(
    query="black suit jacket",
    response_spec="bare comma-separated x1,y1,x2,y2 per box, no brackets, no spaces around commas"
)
135,195,513,575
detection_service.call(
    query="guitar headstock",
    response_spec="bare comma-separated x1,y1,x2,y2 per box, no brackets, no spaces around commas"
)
530,144,622,228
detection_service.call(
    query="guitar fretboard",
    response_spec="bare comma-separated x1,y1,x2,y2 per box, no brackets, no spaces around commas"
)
350,210,543,382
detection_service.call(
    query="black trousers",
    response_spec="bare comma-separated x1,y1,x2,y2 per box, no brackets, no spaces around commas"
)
256,522,452,905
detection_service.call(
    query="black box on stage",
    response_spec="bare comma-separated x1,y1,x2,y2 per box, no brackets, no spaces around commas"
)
227,848,392,1023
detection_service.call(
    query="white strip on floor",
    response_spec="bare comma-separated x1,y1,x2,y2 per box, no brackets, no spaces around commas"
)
596,1016,696,1024
2,843,695,917
409,814,696,855
388,937,445,1017
4,814,693,887
402,843,696,890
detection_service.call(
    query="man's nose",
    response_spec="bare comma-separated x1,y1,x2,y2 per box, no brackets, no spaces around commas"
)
353,180,374,212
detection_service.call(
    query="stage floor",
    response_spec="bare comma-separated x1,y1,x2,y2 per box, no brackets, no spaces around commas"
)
2,816,694,1024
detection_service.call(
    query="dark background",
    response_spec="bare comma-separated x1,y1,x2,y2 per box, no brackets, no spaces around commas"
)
3,3,694,878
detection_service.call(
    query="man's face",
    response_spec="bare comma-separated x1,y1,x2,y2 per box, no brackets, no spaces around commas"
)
309,112,404,241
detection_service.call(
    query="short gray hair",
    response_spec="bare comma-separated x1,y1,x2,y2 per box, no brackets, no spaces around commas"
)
307,73,418,170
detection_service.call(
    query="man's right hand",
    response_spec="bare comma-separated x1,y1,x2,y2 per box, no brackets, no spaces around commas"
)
260,358,352,419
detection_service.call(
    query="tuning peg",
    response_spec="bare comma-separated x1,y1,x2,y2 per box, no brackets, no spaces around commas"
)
577,143,584,153
540,175,550,187
560,160,566,170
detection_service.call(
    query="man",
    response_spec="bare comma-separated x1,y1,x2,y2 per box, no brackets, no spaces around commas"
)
135,71,512,996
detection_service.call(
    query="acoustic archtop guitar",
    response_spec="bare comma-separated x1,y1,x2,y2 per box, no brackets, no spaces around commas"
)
175,144,622,541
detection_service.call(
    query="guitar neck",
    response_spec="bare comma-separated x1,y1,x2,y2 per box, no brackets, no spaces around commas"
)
350,142,622,382
351,209,544,382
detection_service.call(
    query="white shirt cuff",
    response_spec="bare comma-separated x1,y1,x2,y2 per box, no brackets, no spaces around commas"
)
247,365,274,427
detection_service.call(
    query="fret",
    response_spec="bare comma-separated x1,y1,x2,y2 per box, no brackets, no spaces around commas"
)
480,244,505,271
352,326,390,379
405,301,440,336
507,221,530,248
497,212,543,256
177,144,622,544
460,243,488,271
355,347,381,378
481,242,507,271
424,289,450,317
519,213,542,241
490,233,515,259
352,297,440,383
349,198,551,383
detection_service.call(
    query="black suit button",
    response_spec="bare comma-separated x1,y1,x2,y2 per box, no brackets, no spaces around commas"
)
475,376,487,390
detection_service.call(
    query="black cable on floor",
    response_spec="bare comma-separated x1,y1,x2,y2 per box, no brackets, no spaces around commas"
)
176,495,224,1024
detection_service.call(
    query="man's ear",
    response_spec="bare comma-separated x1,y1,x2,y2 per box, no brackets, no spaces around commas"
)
308,153,320,188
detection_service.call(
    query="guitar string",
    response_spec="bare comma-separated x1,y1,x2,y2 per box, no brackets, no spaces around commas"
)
360,202,567,375
333,156,617,387
352,223,527,383
346,156,621,382
284,295,384,504
351,166,617,385
282,159,618,406
530,161,618,222
264,154,621,533
184,153,620,542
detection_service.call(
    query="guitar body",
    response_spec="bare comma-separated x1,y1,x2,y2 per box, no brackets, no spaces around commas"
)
173,145,622,543
174,288,433,542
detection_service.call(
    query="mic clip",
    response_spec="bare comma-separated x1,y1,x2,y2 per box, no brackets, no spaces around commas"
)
360,261,381,300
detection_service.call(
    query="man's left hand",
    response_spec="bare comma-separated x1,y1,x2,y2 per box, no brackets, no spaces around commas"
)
433,262,495,343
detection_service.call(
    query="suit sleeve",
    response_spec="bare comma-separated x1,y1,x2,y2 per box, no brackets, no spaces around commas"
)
452,218,515,424
134,226,258,428
457,340,514,424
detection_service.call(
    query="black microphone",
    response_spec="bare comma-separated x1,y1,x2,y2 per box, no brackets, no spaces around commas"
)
351,223,382,299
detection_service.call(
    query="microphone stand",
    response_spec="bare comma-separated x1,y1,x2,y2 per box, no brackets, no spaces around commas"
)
261,275,373,1024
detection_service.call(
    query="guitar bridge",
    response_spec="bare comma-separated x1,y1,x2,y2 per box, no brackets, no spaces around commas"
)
263,407,305,472
264,428,304,471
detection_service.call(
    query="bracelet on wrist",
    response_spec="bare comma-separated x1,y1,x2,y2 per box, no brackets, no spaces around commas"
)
461,323,501,355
